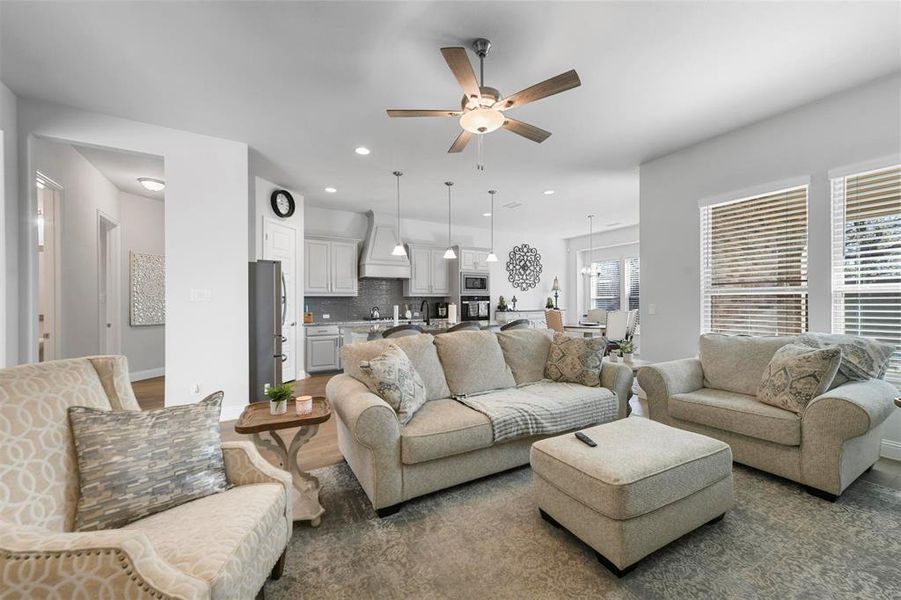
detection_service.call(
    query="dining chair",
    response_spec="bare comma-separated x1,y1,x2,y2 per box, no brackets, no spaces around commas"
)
382,324,423,338
625,309,639,338
586,308,607,325
605,311,629,341
500,318,531,331
446,322,480,333
545,309,564,333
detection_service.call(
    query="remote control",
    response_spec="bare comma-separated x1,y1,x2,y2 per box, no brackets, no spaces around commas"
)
575,432,597,447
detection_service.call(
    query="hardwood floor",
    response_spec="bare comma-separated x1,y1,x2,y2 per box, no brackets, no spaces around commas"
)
134,373,343,471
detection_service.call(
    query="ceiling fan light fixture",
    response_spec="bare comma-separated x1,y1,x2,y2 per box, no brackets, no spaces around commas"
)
459,107,505,134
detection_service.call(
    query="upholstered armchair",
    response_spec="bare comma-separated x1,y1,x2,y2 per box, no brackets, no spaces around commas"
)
0,357,292,599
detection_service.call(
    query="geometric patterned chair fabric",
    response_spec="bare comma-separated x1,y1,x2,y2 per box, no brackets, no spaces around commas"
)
0,356,293,599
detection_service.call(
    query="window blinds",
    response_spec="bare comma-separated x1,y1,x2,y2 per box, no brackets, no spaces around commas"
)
831,164,901,385
701,186,809,336
626,257,640,322
591,259,621,311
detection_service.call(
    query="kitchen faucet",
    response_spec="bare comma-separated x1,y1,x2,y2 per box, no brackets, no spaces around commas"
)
420,299,430,326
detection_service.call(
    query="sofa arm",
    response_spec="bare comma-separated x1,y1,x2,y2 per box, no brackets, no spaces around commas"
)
222,441,294,532
0,520,209,599
637,358,704,423
601,361,634,419
326,374,403,509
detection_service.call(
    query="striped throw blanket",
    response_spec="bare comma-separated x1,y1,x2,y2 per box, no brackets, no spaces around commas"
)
454,381,618,443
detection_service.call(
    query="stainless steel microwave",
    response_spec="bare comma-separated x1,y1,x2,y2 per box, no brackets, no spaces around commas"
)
461,272,489,294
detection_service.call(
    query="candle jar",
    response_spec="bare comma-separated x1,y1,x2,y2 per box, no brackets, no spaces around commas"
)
295,395,313,415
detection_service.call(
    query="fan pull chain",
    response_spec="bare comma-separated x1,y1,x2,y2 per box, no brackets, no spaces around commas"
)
476,133,485,171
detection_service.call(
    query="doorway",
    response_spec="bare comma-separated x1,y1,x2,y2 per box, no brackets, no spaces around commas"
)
36,173,62,362
97,211,121,355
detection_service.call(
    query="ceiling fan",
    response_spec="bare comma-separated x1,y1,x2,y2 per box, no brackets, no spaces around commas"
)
387,38,581,153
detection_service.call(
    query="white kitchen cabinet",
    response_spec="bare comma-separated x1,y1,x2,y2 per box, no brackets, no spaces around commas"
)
460,248,491,272
403,244,451,297
305,325,341,372
304,237,358,296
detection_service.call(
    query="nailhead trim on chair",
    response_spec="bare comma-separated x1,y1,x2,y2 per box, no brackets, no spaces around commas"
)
1,548,174,599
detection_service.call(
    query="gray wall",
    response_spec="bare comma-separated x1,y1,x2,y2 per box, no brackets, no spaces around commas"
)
639,74,901,450
120,191,164,376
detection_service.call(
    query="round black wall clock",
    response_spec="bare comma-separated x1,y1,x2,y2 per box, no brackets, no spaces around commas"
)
506,243,543,291
270,189,296,218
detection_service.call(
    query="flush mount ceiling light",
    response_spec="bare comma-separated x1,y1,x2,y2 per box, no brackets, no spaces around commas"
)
324,187,337,193
138,177,165,192
443,181,457,260
543,189,555,195
483,212,492,217
485,190,498,263
391,171,407,257
354,146,371,155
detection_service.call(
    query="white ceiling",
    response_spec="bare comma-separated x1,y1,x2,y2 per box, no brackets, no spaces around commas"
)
2,2,898,237
73,145,165,201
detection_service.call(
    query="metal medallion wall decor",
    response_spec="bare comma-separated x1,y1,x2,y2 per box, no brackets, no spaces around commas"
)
130,252,165,326
506,243,542,291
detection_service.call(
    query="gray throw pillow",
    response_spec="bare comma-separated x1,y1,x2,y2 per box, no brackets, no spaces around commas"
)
68,392,229,531
757,344,842,414
359,343,428,425
545,333,608,387
799,333,894,387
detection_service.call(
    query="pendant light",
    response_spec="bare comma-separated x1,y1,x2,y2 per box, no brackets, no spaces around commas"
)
390,170,407,256
485,190,498,262
580,214,595,275
443,181,457,259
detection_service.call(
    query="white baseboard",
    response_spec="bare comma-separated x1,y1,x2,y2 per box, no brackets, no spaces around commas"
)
130,368,164,382
881,439,901,461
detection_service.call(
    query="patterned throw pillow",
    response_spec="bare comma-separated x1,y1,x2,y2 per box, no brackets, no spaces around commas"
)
68,392,229,531
757,344,842,414
359,343,428,425
544,333,608,387
799,333,894,387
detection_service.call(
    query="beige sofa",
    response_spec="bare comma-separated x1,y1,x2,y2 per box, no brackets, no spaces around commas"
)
0,356,292,599
638,334,897,500
327,329,634,515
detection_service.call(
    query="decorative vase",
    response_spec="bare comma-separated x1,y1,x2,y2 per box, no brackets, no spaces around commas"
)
295,395,313,415
623,352,634,364
269,400,288,415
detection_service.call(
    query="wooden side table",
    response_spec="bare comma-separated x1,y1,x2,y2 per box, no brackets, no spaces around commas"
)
235,398,331,526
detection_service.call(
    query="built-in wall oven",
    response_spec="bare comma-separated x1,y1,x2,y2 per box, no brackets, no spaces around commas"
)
461,295,490,321
461,272,489,295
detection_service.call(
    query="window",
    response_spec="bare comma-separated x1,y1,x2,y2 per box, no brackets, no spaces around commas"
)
626,257,640,323
831,164,901,385
701,185,809,336
590,259,621,311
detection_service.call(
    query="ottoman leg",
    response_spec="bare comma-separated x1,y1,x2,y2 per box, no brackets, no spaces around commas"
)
595,551,637,578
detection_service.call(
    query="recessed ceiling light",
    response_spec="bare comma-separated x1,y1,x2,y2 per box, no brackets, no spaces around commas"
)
543,189,555,195
483,212,492,217
324,187,337,193
138,177,165,192
354,146,371,155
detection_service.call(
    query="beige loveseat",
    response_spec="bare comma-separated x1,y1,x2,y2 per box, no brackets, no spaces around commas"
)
638,334,897,499
0,357,292,599
327,330,634,515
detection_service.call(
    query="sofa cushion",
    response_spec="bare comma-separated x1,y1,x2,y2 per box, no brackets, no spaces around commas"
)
401,399,493,464
699,333,795,396
434,331,516,396
670,388,801,446
358,344,428,425
341,333,451,401
124,482,287,600
545,333,607,387
799,332,895,387
757,344,842,414
531,418,732,520
496,328,554,385
68,392,229,531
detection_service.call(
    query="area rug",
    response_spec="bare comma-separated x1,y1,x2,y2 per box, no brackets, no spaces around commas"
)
264,463,901,599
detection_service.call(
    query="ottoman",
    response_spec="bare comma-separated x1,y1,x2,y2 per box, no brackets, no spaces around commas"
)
531,418,733,576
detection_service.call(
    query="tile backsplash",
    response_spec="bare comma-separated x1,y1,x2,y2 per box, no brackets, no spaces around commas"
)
304,278,449,322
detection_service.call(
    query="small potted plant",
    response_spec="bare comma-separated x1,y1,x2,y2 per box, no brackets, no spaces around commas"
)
619,340,635,363
497,295,507,311
265,383,294,415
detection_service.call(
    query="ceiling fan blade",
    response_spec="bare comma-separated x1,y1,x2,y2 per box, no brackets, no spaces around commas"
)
440,47,481,105
448,129,472,153
497,70,581,110
503,118,551,143
387,109,462,118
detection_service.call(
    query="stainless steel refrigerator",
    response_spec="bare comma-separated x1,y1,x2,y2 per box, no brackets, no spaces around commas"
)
249,260,284,403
